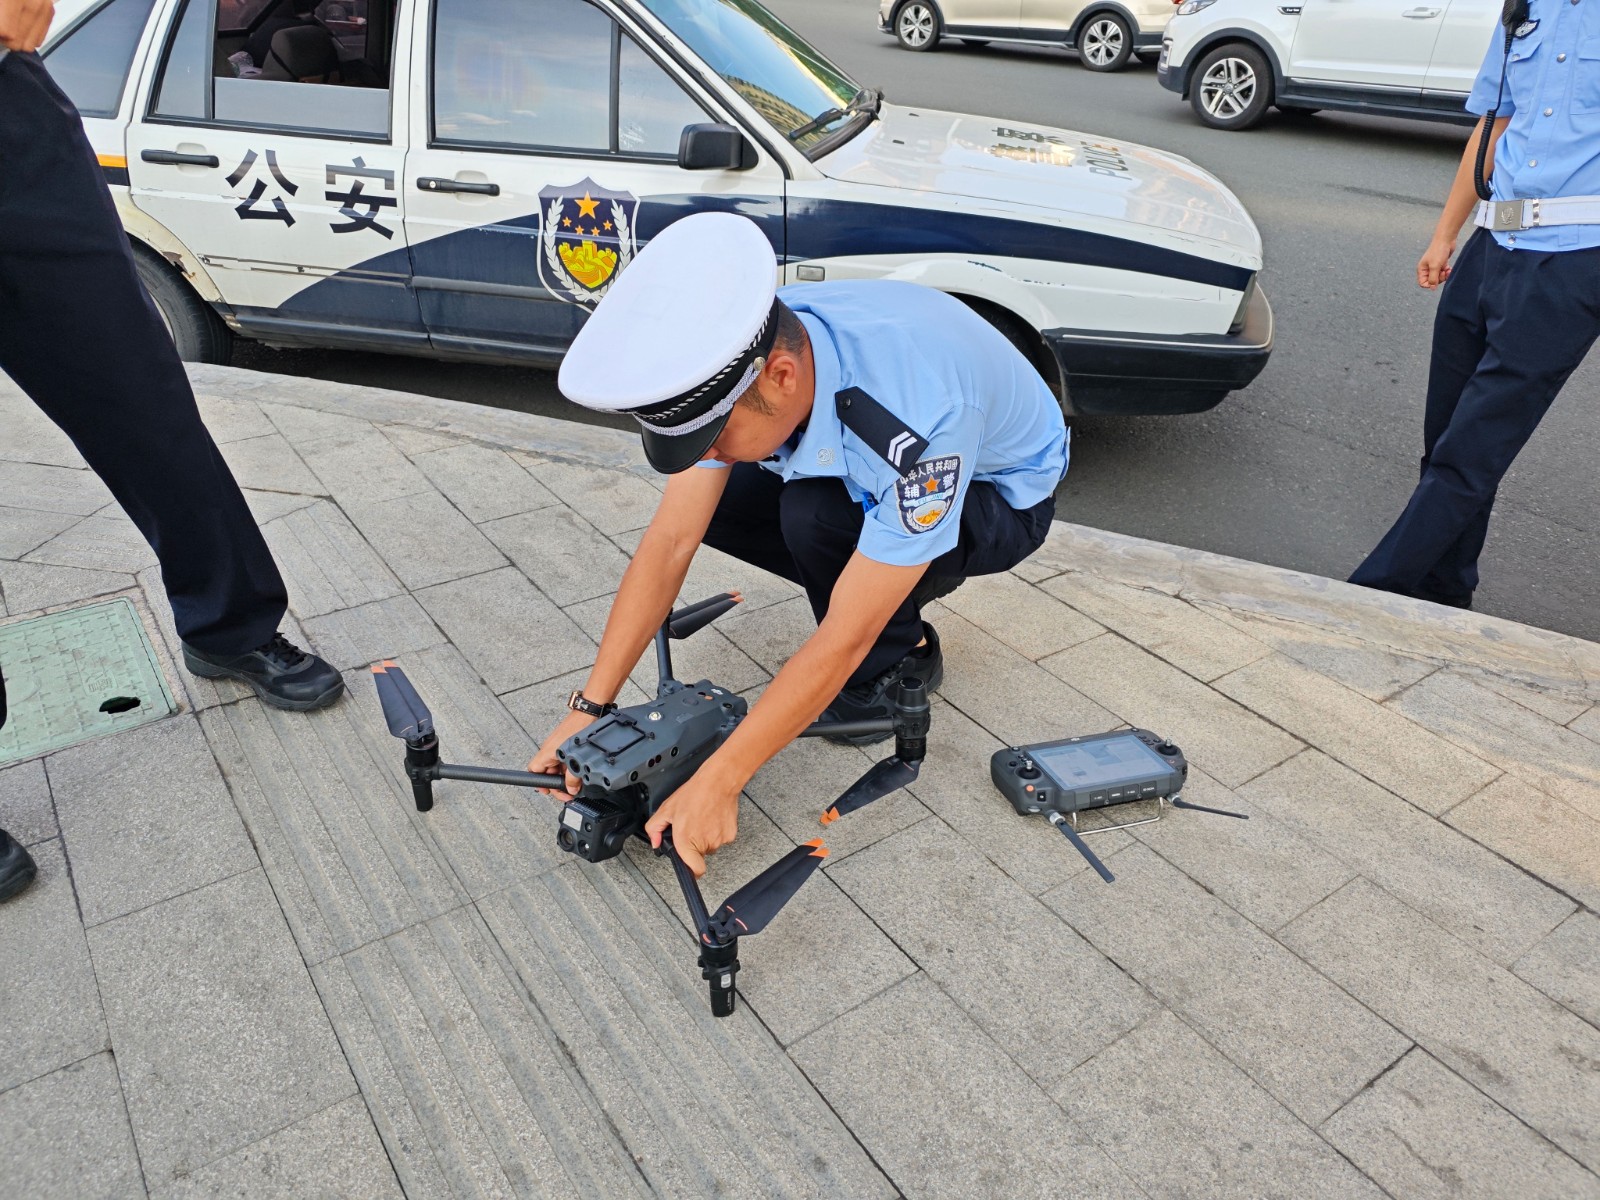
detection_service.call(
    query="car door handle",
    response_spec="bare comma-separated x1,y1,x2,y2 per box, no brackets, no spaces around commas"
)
1401,6,1441,16
416,177,500,196
140,149,220,167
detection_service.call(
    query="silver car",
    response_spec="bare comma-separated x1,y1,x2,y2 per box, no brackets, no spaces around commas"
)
880,0,1175,71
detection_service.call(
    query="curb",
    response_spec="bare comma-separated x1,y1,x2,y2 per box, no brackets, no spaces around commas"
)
190,363,1600,700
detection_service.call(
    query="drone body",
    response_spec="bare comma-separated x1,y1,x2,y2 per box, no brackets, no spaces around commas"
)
372,592,928,1016
554,680,745,863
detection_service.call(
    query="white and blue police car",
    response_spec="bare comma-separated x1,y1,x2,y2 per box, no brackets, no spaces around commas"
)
44,0,1272,417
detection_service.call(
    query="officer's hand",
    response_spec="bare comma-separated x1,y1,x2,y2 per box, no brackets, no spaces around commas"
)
0,0,55,53
1417,235,1455,290
644,770,741,878
528,710,595,798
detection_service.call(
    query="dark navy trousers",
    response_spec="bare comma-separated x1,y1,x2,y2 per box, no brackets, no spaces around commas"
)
0,53,286,654
1350,228,1600,606
703,463,1055,685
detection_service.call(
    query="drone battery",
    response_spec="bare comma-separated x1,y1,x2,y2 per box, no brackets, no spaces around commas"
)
990,729,1187,818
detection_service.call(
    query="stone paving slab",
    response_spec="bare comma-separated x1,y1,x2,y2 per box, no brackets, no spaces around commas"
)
0,839,107,1094
1046,842,1410,1125
789,972,1139,1200
0,1052,143,1200
6,364,1600,1199
1281,878,1600,1174
1058,1010,1388,1199
1321,1047,1600,1200
86,868,356,1188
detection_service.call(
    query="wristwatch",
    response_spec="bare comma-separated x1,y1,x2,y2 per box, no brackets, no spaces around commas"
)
566,689,617,718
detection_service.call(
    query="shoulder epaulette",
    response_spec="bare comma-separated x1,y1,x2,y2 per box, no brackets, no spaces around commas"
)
836,387,928,474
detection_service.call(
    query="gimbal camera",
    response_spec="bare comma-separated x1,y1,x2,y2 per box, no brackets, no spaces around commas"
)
372,592,931,1017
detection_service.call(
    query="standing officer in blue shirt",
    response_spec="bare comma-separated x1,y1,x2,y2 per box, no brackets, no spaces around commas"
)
1350,0,1600,608
529,213,1067,877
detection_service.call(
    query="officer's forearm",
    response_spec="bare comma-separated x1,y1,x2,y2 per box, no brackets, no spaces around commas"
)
584,526,696,703
1436,116,1509,242
703,623,878,788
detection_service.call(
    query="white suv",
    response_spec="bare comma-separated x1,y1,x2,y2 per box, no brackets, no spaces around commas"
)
1158,0,1498,130
880,0,1174,72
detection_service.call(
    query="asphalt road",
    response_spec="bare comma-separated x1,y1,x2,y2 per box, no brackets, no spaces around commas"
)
233,1,1600,642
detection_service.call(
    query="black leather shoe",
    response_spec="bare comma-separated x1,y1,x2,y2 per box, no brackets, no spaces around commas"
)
0,829,37,903
183,632,345,711
821,623,944,746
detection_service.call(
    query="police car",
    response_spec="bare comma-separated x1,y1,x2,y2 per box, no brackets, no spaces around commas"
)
44,0,1272,417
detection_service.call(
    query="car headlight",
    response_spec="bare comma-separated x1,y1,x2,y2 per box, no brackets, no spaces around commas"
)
1175,0,1217,13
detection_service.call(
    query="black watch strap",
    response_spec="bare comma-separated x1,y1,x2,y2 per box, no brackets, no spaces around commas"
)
567,689,616,718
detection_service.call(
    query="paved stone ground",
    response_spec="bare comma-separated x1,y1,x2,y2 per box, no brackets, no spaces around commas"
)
3,364,1599,1199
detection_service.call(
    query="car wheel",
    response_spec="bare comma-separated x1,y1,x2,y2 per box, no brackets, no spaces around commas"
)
895,1,940,51
132,244,232,365
1190,43,1273,130
1078,12,1133,72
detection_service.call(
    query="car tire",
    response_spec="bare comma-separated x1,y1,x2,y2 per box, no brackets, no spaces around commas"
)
894,1,940,51
1078,11,1133,72
132,244,232,365
1189,42,1273,130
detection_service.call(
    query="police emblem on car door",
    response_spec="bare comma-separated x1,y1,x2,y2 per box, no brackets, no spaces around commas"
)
537,178,640,307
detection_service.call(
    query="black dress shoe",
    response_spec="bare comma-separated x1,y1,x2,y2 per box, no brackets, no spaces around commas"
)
0,829,37,903
183,632,345,711
820,623,945,746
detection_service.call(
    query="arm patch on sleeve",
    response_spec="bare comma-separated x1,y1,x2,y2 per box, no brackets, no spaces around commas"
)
836,387,928,473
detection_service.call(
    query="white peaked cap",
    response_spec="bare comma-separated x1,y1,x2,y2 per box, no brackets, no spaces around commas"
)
557,212,781,473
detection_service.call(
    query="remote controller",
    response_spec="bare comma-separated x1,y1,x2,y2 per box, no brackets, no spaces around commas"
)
991,728,1188,817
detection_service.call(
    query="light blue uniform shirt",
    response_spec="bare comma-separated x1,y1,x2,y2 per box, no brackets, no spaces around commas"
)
1467,0,1600,251
703,280,1068,567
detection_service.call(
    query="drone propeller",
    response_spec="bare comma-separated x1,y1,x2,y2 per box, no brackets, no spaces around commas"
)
668,592,742,640
372,661,433,742
705,838,829,942
820,754,919,826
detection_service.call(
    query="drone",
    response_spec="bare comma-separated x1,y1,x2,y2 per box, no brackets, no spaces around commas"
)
371,592,930,1017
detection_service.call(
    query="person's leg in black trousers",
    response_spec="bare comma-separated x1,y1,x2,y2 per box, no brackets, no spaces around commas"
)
703,462,1055,692
0,52,340,709
0,666,38,902
1350,231,1600,607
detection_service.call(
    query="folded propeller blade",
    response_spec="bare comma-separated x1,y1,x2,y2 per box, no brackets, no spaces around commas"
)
371,661,433,741
820,754,919,826
668,592,742,640
707,839,828,940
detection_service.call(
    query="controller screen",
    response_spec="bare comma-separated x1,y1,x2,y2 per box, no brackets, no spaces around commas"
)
1032,736,1170,789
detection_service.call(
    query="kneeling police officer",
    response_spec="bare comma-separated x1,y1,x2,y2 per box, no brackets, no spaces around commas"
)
530,214,1068,876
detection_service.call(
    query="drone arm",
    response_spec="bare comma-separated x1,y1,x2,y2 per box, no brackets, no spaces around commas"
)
658,836,741,1017
435,763,567,790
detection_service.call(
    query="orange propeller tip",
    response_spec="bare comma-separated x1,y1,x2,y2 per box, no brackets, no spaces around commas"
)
809,845,830,858
819,810,839,826
804,837,823,847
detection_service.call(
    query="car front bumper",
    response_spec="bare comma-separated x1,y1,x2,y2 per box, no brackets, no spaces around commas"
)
1043,285,1273,415
1157,39,1185,93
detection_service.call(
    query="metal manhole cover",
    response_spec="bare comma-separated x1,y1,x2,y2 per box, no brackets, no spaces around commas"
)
0,599,177,765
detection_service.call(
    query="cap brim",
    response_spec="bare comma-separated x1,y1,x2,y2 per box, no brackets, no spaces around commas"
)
640,409,731,474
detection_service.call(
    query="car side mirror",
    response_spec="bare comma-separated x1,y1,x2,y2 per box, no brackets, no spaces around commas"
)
678,123,757,171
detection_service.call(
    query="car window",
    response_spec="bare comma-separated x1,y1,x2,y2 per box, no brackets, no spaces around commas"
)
433,0,710,158
618,30,708,155
636,0,859,154
43,0,159,118
217,0,276,31
151,0,394,137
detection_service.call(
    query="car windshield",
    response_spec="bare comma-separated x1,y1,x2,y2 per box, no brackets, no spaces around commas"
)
635,0,864,156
